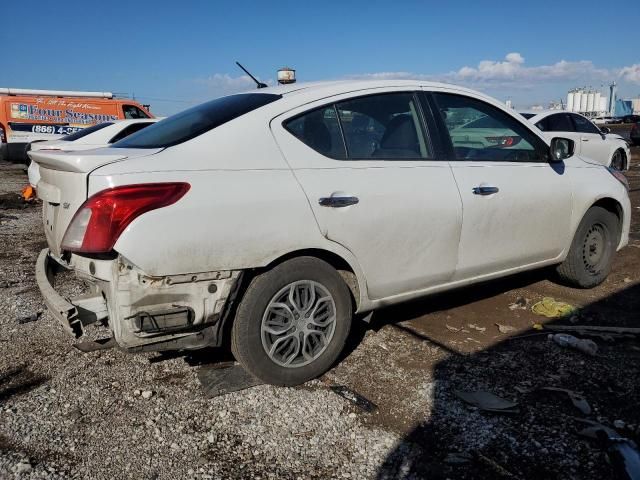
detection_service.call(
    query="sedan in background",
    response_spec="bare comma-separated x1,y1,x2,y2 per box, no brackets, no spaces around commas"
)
521,111,630,170
31,81,630,386
27,119,159,187
622,114,640,124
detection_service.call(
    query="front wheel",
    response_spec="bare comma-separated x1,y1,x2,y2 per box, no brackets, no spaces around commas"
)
556,206,619,288
231,257,352,386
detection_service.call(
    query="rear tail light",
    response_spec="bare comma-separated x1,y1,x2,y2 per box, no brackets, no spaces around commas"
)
485,136,521,147
62,183,190,253
0,124,6,143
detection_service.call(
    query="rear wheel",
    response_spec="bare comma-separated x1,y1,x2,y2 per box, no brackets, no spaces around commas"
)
231,257,352,386
556,206,619,288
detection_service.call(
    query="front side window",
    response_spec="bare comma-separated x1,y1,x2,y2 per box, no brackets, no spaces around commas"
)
115,93,281,149
335,93,431,159
536,114,574,132
433,93,543,162
123,105,150,119
570,114,601,134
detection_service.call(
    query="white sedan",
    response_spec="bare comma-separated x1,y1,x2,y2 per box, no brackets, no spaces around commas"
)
31,81,630,386
27,119,159,187
521,111,630,170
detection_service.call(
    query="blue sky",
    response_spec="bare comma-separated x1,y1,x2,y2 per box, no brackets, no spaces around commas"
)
4,0,640,115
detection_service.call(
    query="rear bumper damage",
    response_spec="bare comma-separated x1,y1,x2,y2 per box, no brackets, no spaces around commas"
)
35,248,241,352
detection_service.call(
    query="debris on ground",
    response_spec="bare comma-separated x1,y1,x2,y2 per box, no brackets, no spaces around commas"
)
548,333,598,356
329,385,378,413
541,387,591,415
444,452,473,464
532,297,577,318
543,324,640,335
577,419,640,480
20,185,36,202
73,337,117,352
508,296,529,310
496,323,517,334
16,312,42,324
197,363,263,397
454,390,519,413
468,324,487,333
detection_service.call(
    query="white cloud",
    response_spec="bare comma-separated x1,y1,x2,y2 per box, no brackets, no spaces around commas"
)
349,53,622,89
195,73,273,94
619,64,640,84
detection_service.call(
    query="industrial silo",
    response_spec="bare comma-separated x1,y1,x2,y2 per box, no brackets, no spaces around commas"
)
599,96,608,113
567,91,575,112
580,90,588,112
573,91,582,112
587,91,595,113
594,92,601,114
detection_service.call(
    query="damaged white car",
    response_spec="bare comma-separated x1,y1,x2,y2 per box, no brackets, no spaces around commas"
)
32,80,631,386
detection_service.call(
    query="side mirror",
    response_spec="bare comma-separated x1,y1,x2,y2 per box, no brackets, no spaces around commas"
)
549,137,574,162
600,126,611,135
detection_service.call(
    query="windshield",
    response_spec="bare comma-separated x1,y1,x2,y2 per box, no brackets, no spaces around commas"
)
114,93,282,149
519,113,536,119
61,122,114,141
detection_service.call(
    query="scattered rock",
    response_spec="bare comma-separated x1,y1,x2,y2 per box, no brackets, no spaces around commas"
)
141,390,154,399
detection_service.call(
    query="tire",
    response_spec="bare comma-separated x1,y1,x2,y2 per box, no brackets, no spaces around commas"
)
231,257,352,386
556,206,619,288
610,149,626,171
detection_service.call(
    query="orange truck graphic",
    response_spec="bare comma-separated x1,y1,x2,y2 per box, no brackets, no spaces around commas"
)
0,88,153,163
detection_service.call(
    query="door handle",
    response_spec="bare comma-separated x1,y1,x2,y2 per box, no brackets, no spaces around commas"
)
581,137,589,142
472,186,499,196
318,196,359,208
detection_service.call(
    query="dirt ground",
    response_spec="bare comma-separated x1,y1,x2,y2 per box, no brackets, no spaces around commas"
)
1,132,639,479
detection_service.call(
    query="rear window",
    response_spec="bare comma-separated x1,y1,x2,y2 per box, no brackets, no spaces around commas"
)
114,93,282,149
61,122,114,141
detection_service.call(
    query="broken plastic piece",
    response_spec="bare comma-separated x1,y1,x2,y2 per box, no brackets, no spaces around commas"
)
74,337,117,353
454,390,519,413
496,323,517,334
198,363,262,398
21,185,36,202
532,297,577,318
541,387,591,415
330,385,378,413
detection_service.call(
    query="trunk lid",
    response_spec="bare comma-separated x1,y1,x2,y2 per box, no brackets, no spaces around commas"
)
31,147,161,256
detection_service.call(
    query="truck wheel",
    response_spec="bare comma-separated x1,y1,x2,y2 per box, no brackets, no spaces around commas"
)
231,257,352,386
556,206,618,288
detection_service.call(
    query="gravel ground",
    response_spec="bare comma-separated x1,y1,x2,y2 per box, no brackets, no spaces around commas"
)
1,141,639,479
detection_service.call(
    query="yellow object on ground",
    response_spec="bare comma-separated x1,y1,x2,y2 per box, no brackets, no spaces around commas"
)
531,297,576,318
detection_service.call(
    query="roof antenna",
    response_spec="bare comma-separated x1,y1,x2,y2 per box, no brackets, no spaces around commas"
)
235,62,268,89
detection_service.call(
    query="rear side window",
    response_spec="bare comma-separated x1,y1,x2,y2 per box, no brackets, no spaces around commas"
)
123,105,150,119
536,114,574,132
570,114,601,134
115,93,282,149
108,122,153,143
61,122,114,141
284,92,432,160
336,93,431,159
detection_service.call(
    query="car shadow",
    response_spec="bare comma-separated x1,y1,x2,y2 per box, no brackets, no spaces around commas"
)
373,283,640,480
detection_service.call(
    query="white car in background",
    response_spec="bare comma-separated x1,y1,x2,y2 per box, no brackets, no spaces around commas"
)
27,119,159,187
520,111,630,170
31,81,630,386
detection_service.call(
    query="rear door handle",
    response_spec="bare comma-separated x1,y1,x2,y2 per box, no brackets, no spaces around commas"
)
581,137,589,142
318,196,359,208
472,186,499,196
